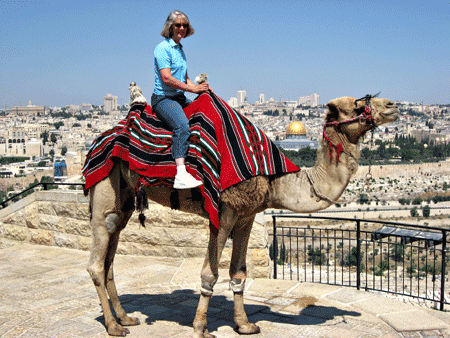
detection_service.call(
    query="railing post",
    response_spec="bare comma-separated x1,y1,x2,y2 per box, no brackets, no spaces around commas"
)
440,230,447,311
272,215,278,280
356,220,361,290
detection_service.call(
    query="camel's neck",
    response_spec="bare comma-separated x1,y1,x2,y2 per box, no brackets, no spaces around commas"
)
268,132,360,213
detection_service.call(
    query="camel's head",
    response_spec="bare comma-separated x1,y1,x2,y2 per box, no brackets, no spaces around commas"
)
129,82,147,106
325,95,399,143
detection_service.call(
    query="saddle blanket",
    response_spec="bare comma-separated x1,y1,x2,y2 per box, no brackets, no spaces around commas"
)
82,92,299,228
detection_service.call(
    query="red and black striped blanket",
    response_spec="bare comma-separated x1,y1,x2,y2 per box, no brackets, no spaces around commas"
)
82,92,299,228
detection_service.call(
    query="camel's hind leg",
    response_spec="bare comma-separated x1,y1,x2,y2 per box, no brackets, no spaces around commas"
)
229,214,260,335
87,169,137,336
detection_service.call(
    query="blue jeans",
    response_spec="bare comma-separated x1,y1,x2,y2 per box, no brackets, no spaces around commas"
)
151,93,192,160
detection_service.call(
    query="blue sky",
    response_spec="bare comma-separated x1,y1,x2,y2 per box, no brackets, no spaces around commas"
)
1,0,449,107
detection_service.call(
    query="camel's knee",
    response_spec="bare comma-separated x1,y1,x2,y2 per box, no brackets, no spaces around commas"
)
230,278,245,293
105,213,120,234
87,265,103,287
200,275,217,296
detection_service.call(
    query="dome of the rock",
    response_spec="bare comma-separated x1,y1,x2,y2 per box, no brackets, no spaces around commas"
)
286,121,306,135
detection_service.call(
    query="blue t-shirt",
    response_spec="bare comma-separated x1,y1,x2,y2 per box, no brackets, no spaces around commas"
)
153,38,187,96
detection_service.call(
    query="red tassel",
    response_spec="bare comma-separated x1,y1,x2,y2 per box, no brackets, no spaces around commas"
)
335,143,344,162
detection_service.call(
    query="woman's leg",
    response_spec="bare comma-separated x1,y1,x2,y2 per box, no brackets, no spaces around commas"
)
152,97,191,160
152,96,202,189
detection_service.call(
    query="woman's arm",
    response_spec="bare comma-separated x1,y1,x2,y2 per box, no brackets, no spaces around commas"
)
160,68,209,94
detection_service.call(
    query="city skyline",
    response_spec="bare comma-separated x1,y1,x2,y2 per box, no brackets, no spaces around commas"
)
6,88,450,112
1,1,449,107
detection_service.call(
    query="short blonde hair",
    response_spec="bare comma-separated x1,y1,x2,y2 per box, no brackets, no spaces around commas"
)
160,10,195,39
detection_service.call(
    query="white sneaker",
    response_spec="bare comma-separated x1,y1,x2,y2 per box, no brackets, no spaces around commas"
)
173,172,203,189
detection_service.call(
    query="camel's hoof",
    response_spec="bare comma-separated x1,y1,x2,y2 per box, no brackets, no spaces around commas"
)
119,316,140,326
235,323,261,335
107,324,130,336
193,329,216,338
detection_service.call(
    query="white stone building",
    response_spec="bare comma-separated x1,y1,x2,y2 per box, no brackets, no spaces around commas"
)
297,93,320,107
228,97,238,108
237,90,247,107
104,93,118,113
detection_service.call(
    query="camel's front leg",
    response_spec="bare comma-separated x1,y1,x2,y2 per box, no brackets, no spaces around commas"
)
87,172,137,337
229,215,260,335
104,214,140,328
193,205,236,338
87,218,129,337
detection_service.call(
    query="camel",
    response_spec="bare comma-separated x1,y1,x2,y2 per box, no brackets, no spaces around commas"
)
86,87,399,337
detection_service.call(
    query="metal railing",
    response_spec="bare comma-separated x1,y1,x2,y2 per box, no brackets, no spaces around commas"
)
271,214,449,311
0,182,85,209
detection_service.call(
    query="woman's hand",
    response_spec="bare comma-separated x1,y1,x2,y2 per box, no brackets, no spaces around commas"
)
191,83,210,94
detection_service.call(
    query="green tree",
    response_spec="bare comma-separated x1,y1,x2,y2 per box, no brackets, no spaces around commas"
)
40,131,49,145
307,245,326,265
379,260,389,272
361,148,371,160
269,243,277,261
407,264,417,277
50,133,57,144
342,247,364,268
61,146,67,156
390,245,405,262
410,207,419,217
278,243,289,264
422,205,431,218
40,175,57,190
53,121,64,130
0,156,29,165
399,198,410,205
358,193,370,205
412,197,423,205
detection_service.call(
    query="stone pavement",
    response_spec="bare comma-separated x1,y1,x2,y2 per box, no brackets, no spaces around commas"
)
1,239,450,338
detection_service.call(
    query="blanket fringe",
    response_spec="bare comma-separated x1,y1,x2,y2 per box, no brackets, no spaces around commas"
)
136,183,148,227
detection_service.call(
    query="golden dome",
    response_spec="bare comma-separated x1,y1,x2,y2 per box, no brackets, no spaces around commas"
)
286,121,306,135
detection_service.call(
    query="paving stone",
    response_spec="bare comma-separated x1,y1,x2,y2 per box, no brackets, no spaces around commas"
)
379,333,403,338
323,327,363,338
246,279,299,295
380,309,448,332
288,282,346,298
399,332,422,338
325,287,376,304
264,296,297,306
352,294,418,316
420,330,445,337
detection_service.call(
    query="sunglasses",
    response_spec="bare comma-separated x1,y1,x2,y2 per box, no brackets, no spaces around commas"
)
174,23,188,28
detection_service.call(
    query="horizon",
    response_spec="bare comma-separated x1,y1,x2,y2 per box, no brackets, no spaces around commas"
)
1,1,449,107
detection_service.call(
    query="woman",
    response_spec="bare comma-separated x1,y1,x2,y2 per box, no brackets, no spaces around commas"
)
152,10,210,189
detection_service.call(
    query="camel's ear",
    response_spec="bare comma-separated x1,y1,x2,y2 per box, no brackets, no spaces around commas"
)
325,100,339,123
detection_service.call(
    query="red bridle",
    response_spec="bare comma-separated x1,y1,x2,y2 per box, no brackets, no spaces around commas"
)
323,94,379,162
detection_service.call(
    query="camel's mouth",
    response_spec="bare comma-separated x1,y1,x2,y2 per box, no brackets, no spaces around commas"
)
375,107,400,125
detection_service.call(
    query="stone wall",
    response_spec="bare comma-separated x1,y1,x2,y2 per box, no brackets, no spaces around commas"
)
0,190,270,278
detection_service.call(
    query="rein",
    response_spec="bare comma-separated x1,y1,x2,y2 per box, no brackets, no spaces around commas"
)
323,92,380,162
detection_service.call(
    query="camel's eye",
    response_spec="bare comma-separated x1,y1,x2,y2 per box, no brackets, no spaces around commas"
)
355,106,365,116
